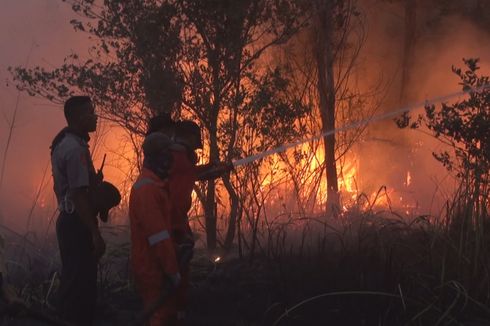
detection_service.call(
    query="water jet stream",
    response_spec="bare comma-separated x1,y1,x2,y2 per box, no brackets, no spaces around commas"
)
232,85,490,167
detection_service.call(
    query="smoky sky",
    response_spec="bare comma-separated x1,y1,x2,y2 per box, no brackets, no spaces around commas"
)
0,0,92,231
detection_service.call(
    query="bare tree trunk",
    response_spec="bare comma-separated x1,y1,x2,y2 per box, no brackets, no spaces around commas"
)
203,60,222,251
314,0,340,215
0,93,20,226
223,175,239,249
399,0,417,103
0,105,17,198
397,0,417,193
223,82,241,250
205,126,219,250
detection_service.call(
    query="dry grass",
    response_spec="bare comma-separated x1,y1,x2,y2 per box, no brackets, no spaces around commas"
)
1,201,489,325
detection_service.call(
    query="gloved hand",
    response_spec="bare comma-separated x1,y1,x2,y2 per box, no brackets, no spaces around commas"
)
168,272,181,288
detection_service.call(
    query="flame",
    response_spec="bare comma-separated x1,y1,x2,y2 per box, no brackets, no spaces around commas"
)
405,171,412,187
254,142,367,212
32,119,417,227
338,159,359,200
257,143,420,214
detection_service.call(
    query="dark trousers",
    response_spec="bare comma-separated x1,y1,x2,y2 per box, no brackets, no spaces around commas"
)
56,212,97,325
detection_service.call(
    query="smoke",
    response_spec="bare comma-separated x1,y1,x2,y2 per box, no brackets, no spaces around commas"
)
355,0,490,214
0,0,92,232
1,0,489,233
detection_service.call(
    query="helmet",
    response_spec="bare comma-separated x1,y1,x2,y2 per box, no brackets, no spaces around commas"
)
175,120,202,149
142,132,173,157
91,181,121,223
146,113,175,135
142,132,173,179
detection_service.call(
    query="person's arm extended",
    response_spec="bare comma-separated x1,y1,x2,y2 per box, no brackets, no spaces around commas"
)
196,162,233,181
71,188,105,260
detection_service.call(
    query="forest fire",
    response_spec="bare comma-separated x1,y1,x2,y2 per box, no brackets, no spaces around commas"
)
29,103,445,228
234,141,418,220
1,0,489,325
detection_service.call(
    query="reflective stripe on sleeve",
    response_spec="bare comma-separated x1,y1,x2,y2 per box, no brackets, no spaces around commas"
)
133,178,155,190
148,230,171,246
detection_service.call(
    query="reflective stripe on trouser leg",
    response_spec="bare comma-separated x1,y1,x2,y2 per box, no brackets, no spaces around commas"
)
148,230,170,246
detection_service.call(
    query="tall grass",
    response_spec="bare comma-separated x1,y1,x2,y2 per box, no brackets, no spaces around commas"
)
1,178,488,325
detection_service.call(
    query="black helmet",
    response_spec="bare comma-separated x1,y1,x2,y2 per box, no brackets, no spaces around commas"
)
92,181,121,223
146,113,175,135
175,120,202,149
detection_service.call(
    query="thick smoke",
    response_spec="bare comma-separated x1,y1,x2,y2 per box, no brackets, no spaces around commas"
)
356,0,490,214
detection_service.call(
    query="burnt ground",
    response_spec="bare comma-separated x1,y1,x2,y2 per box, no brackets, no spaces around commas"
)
3,216,490,326
4,249,490,326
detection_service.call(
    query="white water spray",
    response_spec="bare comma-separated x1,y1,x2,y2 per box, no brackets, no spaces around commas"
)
232,85,490,167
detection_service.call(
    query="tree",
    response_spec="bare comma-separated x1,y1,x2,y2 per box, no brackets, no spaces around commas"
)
302,0,370,215
399,0,417,103
179,0,306,250
396,58,489,246
9,0,307,250
313,0,340,214
10,1,183,137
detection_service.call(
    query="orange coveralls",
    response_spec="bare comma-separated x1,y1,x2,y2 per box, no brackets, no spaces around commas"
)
167,148,208,318
129,168,179,325
169,149,199,237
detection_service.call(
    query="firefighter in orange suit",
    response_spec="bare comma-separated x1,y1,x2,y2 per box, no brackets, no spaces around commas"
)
168,120,232,322
141,117,232,324
129,132,181,325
